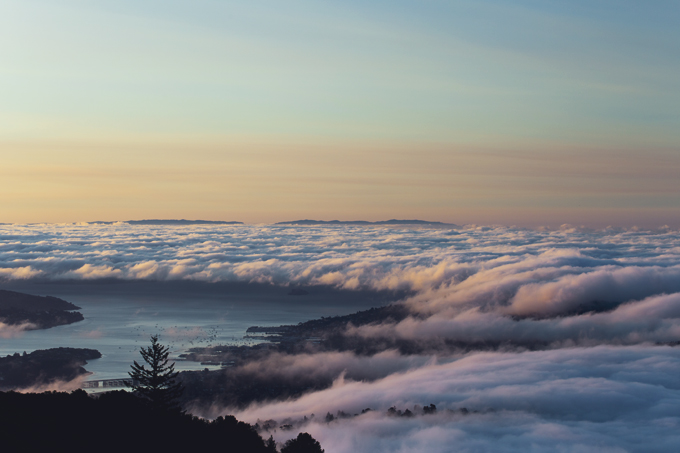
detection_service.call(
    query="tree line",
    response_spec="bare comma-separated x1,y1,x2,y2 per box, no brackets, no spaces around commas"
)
1,335,323,453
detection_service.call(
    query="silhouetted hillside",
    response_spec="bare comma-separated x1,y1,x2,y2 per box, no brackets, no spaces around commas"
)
0,290,83,329
246,304,412,337
0,290,80,311
177,302,584,409
0,348,101,390
90,219,243,225
0,390,276,452
276,219,455,226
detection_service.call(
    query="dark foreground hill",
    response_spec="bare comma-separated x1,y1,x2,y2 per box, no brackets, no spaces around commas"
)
0,289,84,329
0,390,276,452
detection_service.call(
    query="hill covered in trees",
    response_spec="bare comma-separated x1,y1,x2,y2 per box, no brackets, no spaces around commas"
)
0,333,324,453
0,347,101,390
0,290,84,329
0,389,276,452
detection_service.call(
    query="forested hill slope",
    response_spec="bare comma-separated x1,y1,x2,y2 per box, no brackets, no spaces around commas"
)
0,290,84,329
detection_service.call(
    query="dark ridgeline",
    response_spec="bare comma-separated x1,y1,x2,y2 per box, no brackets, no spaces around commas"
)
88,219,243,225
281,433,325,453
0,390,274,452
0,336,324,453
178,304,415,408
275,219,455,226
178,296,630,410
0,290,84,329
0,348,101,390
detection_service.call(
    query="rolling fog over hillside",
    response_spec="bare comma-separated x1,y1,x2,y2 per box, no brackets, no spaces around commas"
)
2,223,680,451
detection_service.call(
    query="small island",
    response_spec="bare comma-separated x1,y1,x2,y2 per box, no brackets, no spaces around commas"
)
0,289,84,329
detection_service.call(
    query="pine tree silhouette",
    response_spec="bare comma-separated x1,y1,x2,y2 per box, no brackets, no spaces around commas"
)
281,432,324,453
128,335,184,412
265,435,277,452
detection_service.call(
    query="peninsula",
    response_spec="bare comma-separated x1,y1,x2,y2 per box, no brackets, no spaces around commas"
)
0,290,84,329
0,347,101,390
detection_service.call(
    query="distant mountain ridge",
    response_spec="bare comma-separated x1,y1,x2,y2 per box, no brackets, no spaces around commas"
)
90,219,243,225
276,219,456,226
84,219,454,226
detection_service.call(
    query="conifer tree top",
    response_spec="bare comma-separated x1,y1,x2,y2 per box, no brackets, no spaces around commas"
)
128,334,183,412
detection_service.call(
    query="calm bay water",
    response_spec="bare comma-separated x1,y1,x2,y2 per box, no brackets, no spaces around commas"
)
1,281,401,380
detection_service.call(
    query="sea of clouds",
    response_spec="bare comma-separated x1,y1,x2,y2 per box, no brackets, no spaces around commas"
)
2,223,680,451
233,345,680,452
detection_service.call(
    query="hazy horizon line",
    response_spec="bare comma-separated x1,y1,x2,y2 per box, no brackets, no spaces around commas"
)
1,219,677,232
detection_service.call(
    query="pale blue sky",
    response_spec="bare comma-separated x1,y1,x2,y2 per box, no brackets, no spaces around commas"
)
0,0,678,225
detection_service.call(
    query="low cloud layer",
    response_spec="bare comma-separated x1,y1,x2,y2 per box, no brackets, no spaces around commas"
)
1,224,679,297
234,350,435,383
349,291,680,347
14,376,85,394
0,321,36,338
3,224,680,450
232,346,680,452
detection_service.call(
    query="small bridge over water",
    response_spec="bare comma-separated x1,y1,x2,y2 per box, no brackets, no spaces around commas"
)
82,378,138,389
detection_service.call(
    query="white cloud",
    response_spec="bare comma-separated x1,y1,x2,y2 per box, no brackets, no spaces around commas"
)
230,346,680,452
3,224,680,451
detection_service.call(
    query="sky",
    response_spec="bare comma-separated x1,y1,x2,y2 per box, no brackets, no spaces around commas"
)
1,0,678,226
